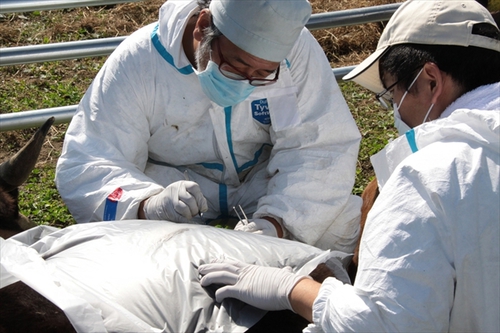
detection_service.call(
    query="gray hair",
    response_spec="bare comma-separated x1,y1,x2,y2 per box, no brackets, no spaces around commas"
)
195,1,223,70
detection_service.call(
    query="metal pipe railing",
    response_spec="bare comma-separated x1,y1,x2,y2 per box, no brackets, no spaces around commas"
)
0,0,141,14
0,3,401,67
0,106,77,132
0,37,125,66
307,3,400,30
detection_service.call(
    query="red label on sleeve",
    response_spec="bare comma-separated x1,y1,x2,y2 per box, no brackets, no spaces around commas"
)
108,187,123,202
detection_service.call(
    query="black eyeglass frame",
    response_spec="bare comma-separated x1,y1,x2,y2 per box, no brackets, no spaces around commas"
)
375,65,424,109
214,39,280,87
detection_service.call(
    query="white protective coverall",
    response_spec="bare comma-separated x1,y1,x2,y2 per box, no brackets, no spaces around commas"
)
55,0,362,252
305,82,500,332
1,221,349,333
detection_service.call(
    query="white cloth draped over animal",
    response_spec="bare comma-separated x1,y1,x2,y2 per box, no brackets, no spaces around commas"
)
0,117,352,333
1,221,351,333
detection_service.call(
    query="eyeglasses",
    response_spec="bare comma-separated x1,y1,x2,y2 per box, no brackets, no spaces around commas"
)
214,39,280,87
375,66,423,109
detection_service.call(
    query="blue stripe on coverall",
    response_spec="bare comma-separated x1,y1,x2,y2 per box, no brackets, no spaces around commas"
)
151,23,193,75
405,129,419,153
219,184,228,216
224,107,269,174
149,157,224,172
223,106,270,219
103,188,124,221
103,199,117,221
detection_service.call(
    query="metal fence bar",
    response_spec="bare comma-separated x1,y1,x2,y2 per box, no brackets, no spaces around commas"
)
0,37,125,66
0,0,141,14
307,3,400,30
0,106,76,132
0,3,401,67
0,66,357,131
333,66,356,82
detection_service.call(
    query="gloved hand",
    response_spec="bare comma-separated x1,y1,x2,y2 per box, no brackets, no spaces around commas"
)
143,181,208,223
234,218,278,237
198,259,309,311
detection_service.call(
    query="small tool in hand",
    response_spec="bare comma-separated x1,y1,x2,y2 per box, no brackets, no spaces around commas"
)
233,205,249,225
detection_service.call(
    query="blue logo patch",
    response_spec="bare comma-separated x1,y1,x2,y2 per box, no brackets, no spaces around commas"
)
251,98,270,125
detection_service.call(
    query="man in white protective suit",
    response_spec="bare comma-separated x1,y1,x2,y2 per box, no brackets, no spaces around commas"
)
197,0,500,332
55,0,363,252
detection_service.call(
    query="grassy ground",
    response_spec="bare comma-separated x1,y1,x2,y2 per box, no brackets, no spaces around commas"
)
0,0,398,227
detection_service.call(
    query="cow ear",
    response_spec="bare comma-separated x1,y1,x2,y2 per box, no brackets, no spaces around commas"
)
0,117,55,192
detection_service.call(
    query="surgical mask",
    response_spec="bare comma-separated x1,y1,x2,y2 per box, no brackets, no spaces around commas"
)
195,60,255,107
393,103,412,136
392,68,434,136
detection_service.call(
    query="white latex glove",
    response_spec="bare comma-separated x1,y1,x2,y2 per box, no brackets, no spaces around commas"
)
198,259,309,311
234,218,278,237
143,181,208,223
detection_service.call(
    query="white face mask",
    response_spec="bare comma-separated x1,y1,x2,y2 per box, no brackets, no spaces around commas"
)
392,68,434,136
393,102,412,136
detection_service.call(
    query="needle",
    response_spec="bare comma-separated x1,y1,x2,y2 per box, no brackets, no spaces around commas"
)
233,205,248,225
239,205,249,222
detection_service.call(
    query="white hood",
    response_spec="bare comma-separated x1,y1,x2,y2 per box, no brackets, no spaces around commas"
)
157,0,199,70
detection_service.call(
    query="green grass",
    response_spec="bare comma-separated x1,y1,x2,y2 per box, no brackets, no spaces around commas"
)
19,167,76,227
0,60,105,113
341,81,397,195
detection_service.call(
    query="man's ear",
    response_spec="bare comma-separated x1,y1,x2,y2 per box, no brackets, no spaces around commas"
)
422,62,444,105
193,9,211,42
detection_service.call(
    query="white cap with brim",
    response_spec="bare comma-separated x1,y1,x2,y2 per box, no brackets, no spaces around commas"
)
343,0,500,94
209,0,312,63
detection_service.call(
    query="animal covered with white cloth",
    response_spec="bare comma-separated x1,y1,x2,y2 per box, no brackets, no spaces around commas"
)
0,119,352,333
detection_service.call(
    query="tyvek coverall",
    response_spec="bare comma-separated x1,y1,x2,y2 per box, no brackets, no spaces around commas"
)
55,0,362,251
305,82,500,332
